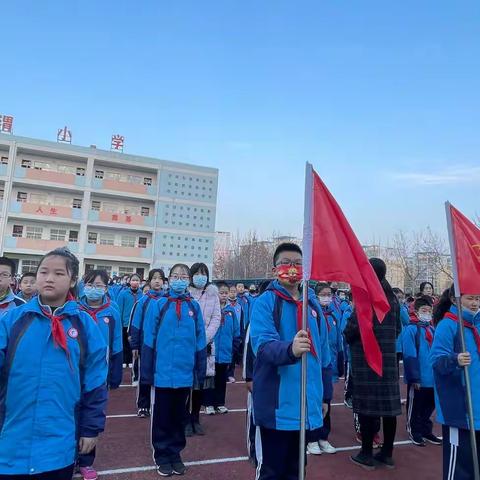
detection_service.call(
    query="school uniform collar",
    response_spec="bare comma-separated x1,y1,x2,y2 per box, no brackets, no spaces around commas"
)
0,289,15,305
147,289,163,298
269,280,317,303
27,295,78,317
167,290,191,300
450,305,480,326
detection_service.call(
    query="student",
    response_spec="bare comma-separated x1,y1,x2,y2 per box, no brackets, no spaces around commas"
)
187,263,221,434
140,264,207,477
402,295,441,447
117,273,143,368
393,288,411,361
226,284,243,383
430,285,480,480
419,282,436,303
248,284,258,298
0,257,25,318
236,282,251,328
18,271,38,302
130,268,167,418
204,281,240,415
0,247,108,480
250,243,332,479
77,269,123,480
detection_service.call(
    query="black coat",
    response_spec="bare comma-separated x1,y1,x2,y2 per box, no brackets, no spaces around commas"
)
344,295,402,417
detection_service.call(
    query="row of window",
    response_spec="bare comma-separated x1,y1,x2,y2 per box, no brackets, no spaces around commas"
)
13,225,79,242
91,201,150,216
87,232,148,248
94,169,153,186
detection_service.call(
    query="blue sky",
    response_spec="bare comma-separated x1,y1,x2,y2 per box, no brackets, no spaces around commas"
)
1,1,479,244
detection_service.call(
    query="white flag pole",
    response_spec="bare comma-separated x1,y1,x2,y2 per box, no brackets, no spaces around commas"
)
445,201,480,480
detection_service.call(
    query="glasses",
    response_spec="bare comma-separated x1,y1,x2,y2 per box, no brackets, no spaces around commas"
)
85,283,106,289
276,260,303,267
170,274,189,281
0,273,12,279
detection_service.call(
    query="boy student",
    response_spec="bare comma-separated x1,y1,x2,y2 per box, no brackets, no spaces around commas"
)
18,272,37,302
226,284,243,382
250,243,332,479
0,257,25,318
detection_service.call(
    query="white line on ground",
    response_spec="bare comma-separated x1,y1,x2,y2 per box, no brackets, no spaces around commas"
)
119,380,247,388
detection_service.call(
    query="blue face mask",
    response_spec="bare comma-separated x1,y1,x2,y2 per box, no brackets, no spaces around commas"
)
170,279,189,294
84,286,105,302
193,274,208,289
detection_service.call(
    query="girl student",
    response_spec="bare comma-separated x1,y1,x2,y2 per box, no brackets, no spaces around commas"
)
130,268,167,418
431,285,480,480
140,263,207,477
0,247,108,480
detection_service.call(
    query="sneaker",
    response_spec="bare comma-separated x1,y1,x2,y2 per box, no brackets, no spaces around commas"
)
373,434,383,449
373,451,395,469
409,433,426,446
185,423,194,437
172,461,187,475
205,406,216,415
350,452,376,471
227,376,236,383
355,433,362,444
157,464,173,477
79,466,98,480
344,397,353,409
193,422,205,436
132,380,139,387
216,406,228,414
319,440,337,454
423,433,442,445
137,408,150,418
306,442,322,455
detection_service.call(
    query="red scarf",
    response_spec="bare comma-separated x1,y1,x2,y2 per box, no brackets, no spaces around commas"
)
40,306,68,355
168,296,192,320
79,300,111,323
272,289,317,358
409,313,434,346
0,303,10,309
146,291,162,300
445,311,480,354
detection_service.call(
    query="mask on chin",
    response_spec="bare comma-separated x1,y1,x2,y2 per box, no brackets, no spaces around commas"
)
276,264,303,284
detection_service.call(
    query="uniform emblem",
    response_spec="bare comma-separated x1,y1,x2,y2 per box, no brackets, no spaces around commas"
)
311,310,317,318
104,317,110,324
68,327,78,339
188,310,194,317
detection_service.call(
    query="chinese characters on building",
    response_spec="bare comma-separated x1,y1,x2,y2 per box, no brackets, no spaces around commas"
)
0,114,14,134
57,126,72,144
111,134,125,152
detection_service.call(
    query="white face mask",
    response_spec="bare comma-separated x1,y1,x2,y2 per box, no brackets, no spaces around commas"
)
418,313,432,323
319,295,332,306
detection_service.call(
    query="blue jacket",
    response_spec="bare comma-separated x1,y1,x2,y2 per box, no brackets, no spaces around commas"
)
117,287,143,327
215,304,241,364
430,305,480,430
321,304,344,382
17,292,37,302
251,281,332,431
396,304,411,353
0,289,25,319
79,297,123,389
0,297,108,475
140,291,207,388
129,290,165,350
237,293,251,332
402,319,435,387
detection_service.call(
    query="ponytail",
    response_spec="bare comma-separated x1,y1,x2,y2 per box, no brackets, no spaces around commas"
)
433,284,455,326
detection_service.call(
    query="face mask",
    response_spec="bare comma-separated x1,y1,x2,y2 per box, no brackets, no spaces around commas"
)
193,274,208,289
319,295,332,306
463,307,479,316
84,287,104,302
339,294,346,301
418,313,432,323
170,279,189,294
276,264,303,284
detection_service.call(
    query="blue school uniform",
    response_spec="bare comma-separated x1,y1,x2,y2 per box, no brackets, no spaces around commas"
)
0,289,25,319
237,293,251,330
0,297,108,475
140,291,207,388
215,304,241,364
250,281,332,431
321,304,344,382
117,287,143,328
396,304,411,354
17,291,37,302
79,297,123,389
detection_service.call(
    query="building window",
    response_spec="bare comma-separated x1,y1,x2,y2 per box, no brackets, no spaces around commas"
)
26,226,43,240
12,225,23,237
91,201,101,211
21,259,40,273
96,265,112,275
69,230,79,242
34,161,50,171
76,167,85,176
85,263,95,272
50,229,67,241
72,198,82,209
137,237,148,249
118,266,134,276
0,156,8,165
141,206,150,217
30,193,48,204
99,233,114,246
121,235,136,248
17,192,27,202
0,189,3,199
88,232,98,244
144,177,152,186
95,170,104,179
58,165,75,174
21,159,32,168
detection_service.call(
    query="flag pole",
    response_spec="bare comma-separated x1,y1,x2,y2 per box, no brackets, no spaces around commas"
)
445,201,480,480
299,286,308,480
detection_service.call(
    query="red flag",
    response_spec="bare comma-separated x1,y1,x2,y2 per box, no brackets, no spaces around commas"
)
303,163,390,376
447,203,480,295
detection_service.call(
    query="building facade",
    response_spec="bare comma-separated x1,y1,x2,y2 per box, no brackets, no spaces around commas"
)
0,134,218,277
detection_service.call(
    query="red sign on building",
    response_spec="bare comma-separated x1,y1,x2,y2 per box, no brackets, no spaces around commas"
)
0,114,13,134
111,214,119,222
111,134,125,152
57,126,72,144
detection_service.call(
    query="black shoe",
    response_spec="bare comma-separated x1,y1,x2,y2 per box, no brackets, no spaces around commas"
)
137,408,150,418
373,451,395,469
423,433,442,445
193,422,205,436
344,397,353,409
184,423,194,437
172,461,187,475
350,452,376,471
157,464,173,477
409,433,426,446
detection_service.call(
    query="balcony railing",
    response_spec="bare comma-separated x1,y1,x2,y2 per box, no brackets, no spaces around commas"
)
14,167,86,187
4,237,79,253
10,200,82,220
88,210,154,227
92,178,156,196
85,243,152,259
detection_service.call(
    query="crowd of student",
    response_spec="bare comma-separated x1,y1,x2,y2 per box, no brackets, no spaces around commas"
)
0,243,478,480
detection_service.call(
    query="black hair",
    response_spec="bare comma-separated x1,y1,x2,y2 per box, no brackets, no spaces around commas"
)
258,280,271,295
433,284,455,326
0,256,16,276
38,248,79,282
236,282,245,288
406,296,415,303
20,272,36,282
419,281,435,295
84,269,109,286
392,287,404,295
273,242,302,266
169,263,191,277
315,282,331,295
190,263,210,286
129,273,141,282
216,281,229,290
414,295,434,312
148,268,166,283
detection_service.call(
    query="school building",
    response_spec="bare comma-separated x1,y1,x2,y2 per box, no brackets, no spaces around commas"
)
0,133,218,278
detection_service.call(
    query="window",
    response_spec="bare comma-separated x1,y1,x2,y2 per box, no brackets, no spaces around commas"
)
96,265,112,275
17,192,27,202
103,202,118,213
118,266,134,276
34,161,50,171
91,200,101,211
72,198,82,209
138,237,148,248
30,193,48,204
121,235,136,248
128,175,141,184
85,264,95,272
21,159,31,168
12,225,23,237
144,177,152,186
0,156,8,165
54,196,71,207
0,189,3,199
58,165,75,174
88,232,98,244
95,170,104,179
50,229,67,241
22,259,40,273
99,233,114,245
26,226,43,240
106,172,121,181
69,230,79,242
76,167,85,176
141,206,150,217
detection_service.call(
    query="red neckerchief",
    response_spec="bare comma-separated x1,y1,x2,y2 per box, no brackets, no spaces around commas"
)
0,303,9,309
79,300,111,323
168,296,192,320
146,291,162,300
40,305,68,355
321,306,332,333
271,289,317,358
445,311,480,353
229,299,237,307
409,314,434,347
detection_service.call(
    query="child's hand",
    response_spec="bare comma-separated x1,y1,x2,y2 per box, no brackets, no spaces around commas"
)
458,352,471,367
79,436,98,454
292,330,311,358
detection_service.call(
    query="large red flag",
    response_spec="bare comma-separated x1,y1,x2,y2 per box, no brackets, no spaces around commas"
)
447,203,480,295
303,163,390,376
